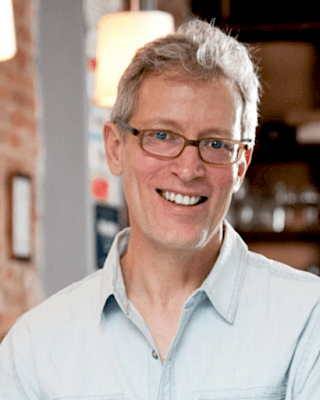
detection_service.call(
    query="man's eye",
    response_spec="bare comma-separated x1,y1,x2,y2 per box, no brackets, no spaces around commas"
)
212,140,223,149
148,131,174,141
203,139,225,149
155,131,168,140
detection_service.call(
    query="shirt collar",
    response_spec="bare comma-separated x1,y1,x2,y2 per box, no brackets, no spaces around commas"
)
99,222,248,324
200,221,248,324
99,228,131,317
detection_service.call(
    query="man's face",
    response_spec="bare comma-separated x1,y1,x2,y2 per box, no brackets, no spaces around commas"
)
106,74,251,251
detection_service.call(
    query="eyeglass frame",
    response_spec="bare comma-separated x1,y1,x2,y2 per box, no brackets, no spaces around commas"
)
114,118,254,165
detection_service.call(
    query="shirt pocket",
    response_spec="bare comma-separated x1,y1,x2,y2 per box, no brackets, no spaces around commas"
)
54,395,125,400
193,385,286,400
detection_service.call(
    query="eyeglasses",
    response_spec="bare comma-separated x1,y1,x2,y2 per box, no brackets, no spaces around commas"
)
114,118,253,165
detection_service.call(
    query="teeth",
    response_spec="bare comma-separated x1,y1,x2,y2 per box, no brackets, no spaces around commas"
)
175,194,183,204
161,191,202,206
182,196,189,205
190,196,197,205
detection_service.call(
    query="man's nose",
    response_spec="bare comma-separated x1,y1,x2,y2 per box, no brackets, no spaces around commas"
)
170,144,206,181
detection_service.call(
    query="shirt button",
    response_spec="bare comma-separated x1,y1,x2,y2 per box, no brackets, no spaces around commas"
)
152,349,159,359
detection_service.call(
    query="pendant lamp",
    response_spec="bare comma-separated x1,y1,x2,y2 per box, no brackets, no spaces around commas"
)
95,7,174,108
0,0,17,62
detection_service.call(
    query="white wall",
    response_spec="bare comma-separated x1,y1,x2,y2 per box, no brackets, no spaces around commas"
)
38,0,92,296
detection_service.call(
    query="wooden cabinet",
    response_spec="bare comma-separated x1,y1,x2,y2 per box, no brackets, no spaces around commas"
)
229,124,320,275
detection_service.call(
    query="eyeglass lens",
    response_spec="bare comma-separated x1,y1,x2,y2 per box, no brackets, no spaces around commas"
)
142,131,240,164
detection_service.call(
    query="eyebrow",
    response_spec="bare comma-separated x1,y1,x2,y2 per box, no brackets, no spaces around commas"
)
139,119,182,131
138,119,233,138
198,127,233,138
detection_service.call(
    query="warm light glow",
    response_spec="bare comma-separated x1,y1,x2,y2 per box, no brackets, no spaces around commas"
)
95,11,174,108
0,0,17,62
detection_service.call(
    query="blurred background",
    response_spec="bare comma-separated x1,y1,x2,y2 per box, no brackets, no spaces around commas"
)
0,0,320,341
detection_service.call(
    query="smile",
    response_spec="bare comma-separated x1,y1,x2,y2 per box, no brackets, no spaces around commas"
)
157,190,207,206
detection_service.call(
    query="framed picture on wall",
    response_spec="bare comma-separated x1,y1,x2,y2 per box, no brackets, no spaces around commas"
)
8,173,32,262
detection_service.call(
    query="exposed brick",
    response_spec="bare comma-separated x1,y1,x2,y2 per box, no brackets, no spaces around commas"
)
12,0,26,21
11,90,36,112
0,66,34,91
0,130,10,144
16,25,32,46
0,0,44,343
14,47,28,70
10,109,36,132
0,312,20,332
8,131,22,148
0,84,12,101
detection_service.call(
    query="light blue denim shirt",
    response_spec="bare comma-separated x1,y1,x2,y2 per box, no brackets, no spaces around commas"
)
1,222,320,400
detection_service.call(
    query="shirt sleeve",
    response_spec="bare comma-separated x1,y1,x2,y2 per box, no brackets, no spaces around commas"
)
0,318,42,400
287,300,320,399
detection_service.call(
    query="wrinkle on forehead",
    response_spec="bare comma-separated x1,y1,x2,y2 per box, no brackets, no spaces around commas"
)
131,69,243,126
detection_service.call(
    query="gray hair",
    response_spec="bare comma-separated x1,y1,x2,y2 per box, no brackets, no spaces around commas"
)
111,19,261,141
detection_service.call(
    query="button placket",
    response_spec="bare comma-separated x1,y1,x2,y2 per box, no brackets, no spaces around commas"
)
148,344,163,400
152,349,159,360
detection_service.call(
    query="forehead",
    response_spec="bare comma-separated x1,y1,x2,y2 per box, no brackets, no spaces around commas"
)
130,73,242,138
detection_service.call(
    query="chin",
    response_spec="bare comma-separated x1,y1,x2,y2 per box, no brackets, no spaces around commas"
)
152,226,219,251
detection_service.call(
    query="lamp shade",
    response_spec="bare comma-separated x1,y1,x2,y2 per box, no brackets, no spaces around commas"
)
0,0,17,62
95,11,174,108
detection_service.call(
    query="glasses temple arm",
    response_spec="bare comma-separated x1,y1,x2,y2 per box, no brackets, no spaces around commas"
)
114,118,139,136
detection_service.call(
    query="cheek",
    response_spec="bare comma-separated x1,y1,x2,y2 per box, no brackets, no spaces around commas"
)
121,154,158,205
211,166,239,193
232,161,246,193
122,167,142,206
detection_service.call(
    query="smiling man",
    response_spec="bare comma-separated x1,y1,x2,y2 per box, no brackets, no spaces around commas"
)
1,19,320,400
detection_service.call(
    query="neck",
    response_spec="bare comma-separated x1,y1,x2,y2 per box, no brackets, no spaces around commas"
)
120,226,223,363
120,226,223,308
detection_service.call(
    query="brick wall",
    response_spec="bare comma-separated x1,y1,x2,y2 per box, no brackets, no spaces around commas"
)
0,0,44,342
0,0,191,342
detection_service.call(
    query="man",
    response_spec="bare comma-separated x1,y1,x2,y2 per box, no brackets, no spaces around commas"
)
1,19,320,399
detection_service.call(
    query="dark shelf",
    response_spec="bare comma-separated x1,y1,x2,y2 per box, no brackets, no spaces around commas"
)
229,22,320,42
190,0,320,39
238,230,320,243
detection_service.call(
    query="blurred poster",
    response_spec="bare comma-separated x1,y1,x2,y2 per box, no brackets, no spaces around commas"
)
84,0,126,268
95,205,119,269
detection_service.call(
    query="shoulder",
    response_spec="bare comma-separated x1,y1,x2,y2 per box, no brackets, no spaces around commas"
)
226,222,320,297
15,268,104,336
0,269,105,397
245,249,320,308
247,248,320,283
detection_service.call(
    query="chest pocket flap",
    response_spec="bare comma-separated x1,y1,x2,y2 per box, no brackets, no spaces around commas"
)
193,385,286,400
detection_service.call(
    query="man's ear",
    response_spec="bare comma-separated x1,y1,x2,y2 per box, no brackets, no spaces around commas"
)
103,121,123,176
244,147,253,166
233,147,253,193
